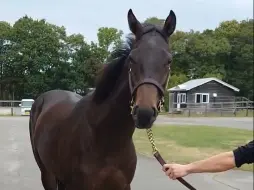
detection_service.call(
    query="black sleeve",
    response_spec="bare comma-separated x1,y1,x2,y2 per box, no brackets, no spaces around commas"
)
233,140,254,168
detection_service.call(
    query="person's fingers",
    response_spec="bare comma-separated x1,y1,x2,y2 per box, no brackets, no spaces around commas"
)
163,164,185,180
169,166,179,180
172,167,178,179
165,169,170,176
163,164,171,171
169,170,175,179
164,164,190,180
162,164,167,172
166,166,174,178
165,166,171,175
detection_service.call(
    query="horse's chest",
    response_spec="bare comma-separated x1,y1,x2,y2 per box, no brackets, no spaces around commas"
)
100,150,137,182
77,157,136,188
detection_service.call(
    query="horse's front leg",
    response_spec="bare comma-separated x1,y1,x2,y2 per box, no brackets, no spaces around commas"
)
57,180,65,190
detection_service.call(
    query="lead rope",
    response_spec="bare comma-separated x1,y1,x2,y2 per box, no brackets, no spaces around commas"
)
146,128,196,190
145,97,196,190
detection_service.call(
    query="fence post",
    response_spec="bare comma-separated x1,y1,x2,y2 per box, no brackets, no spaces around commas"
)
11,107,13,116
220,103,223,116
246,107,248,117
205,104,208,117
188,109,190,117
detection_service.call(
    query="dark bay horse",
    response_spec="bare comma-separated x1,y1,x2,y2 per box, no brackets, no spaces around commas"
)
29,9,176,190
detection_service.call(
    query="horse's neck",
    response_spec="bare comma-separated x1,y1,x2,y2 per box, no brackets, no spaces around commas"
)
90,68,134,140
110,78,132,120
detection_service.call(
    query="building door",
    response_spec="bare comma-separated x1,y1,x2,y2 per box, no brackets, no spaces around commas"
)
177,93,181,111
176,93,186,111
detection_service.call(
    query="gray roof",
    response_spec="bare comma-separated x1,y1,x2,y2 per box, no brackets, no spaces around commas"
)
167,77,240,92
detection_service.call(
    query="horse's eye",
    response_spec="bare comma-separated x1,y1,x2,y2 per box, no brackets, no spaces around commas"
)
129,57,136,64
165,60,171,67
164,60,171,70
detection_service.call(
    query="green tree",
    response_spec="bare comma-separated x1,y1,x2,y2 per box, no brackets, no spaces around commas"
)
167,74,189,89
9,16,65,98
0,21,12,99
203,73,223,80
215,19,253,100
144,17,165,27
97,27,123,61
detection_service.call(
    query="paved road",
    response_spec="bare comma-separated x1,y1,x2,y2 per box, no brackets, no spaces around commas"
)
155,115,253,130
0,117,253,190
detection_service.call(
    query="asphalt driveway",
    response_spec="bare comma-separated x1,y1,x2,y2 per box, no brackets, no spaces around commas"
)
0,117,253,190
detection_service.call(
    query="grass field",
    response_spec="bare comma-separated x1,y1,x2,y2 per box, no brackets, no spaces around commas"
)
133,125,253,171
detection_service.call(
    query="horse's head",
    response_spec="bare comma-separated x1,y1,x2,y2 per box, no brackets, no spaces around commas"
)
127,9,176,129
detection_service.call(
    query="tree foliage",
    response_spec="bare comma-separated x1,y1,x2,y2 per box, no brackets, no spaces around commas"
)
167,19,253,100
0,16,253,103
0,16,123,99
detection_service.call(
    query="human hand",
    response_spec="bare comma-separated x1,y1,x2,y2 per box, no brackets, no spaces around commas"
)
162,164,190,180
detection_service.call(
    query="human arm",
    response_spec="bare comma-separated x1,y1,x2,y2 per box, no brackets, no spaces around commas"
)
163,151,235,179
163,140,254,180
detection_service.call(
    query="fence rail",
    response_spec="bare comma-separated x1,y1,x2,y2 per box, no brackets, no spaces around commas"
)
0,100,253,117
167,101,254,117
0,100,21,107
0,100,22,116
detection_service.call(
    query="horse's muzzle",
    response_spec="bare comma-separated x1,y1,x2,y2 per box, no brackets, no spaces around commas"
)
132,106,157,129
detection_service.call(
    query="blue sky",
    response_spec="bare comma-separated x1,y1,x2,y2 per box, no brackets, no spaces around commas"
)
1,0,253,43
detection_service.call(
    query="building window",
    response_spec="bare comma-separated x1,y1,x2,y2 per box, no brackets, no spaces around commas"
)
195,93,209,103
196,94,201,103
181,93,186,103
177,93,186,103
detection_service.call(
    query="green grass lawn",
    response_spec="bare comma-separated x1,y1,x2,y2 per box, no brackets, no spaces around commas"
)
133,125,253,171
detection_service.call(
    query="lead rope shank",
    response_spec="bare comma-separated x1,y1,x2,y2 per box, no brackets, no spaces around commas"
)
146,128,197,190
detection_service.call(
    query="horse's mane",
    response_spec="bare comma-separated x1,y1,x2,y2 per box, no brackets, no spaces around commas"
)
93,34,135,104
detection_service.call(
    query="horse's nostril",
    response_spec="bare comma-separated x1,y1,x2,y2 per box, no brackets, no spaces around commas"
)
132,107,157,128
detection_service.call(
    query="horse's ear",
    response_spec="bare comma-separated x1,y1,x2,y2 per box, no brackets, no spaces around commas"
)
127,9,143,37
163,10,176,37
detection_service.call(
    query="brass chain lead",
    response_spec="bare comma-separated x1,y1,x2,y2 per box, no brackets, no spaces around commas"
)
130,98,134,114
147,97,165,154
146,128,158,154
130,94,165,155
158,97,164,112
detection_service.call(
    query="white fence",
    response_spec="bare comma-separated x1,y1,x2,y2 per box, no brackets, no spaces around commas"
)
1,100,253,117
0,100,22,116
